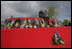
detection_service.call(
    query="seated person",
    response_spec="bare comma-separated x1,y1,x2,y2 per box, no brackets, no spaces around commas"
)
26,24,29,28
28,19,31,24
31,19,35,25
38,19,41,24
35,23,40,28
28,19,31,23
26,18,30,25
47,25,49,27
1,24,5,29
20,24,24,28
21,18,24,24
14,22,19,28
14,19,17,24
7,23,12,29
22,20,28,28
11,20,14,24
40,19,44,24
21,23,27,28
34,24,37,28
28,24,32,28
41,23,45,28
4,24,8,29
35,19,39,24
54,20,58,27
24,19,27,24
58,21,63,27
50,22,53,27
44,24,48,27
10,21,14,27
52,21,55,27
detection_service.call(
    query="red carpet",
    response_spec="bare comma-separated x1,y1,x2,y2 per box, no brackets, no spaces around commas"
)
1,26,71,48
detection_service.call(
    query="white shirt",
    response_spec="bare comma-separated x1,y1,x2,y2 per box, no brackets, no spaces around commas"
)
34,25,36,28
26,25,28,28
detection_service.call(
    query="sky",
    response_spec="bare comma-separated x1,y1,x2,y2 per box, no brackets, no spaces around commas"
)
1,1,71,22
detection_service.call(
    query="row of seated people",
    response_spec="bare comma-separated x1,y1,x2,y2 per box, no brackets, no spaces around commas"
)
1,18,62,29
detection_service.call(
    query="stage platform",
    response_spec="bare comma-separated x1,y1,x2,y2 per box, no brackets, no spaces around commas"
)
1,26,71,48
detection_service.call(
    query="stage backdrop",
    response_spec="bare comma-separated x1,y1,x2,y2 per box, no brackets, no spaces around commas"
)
1,26,71,48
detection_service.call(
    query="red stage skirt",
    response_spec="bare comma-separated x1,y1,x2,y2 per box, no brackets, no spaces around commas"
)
1,26,71,48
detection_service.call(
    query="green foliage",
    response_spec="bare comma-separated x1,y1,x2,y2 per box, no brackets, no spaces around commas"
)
62,19,70,26
48,6,58,18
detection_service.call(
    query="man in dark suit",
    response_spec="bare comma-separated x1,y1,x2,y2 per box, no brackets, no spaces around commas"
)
39,9,44,18
39,9,49,25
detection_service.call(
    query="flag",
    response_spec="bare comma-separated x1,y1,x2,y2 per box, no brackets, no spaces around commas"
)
36,24,40,28
38,19,40,24
57,20,59,24
21,18,23,24
31,19,35,25
59,20,62,24
41,23,45,27
59,20,62,25
7,19,9,23
22,24,26,28
36,19,39,24
55,30,60,40
14,19,16,24
21,24,24,28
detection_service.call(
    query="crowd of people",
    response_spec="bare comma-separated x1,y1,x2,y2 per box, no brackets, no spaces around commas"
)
1,18,63,29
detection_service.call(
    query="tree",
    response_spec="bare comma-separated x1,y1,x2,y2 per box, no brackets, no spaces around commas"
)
48,6,58,19
69,20,71,26
62,19,70,26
